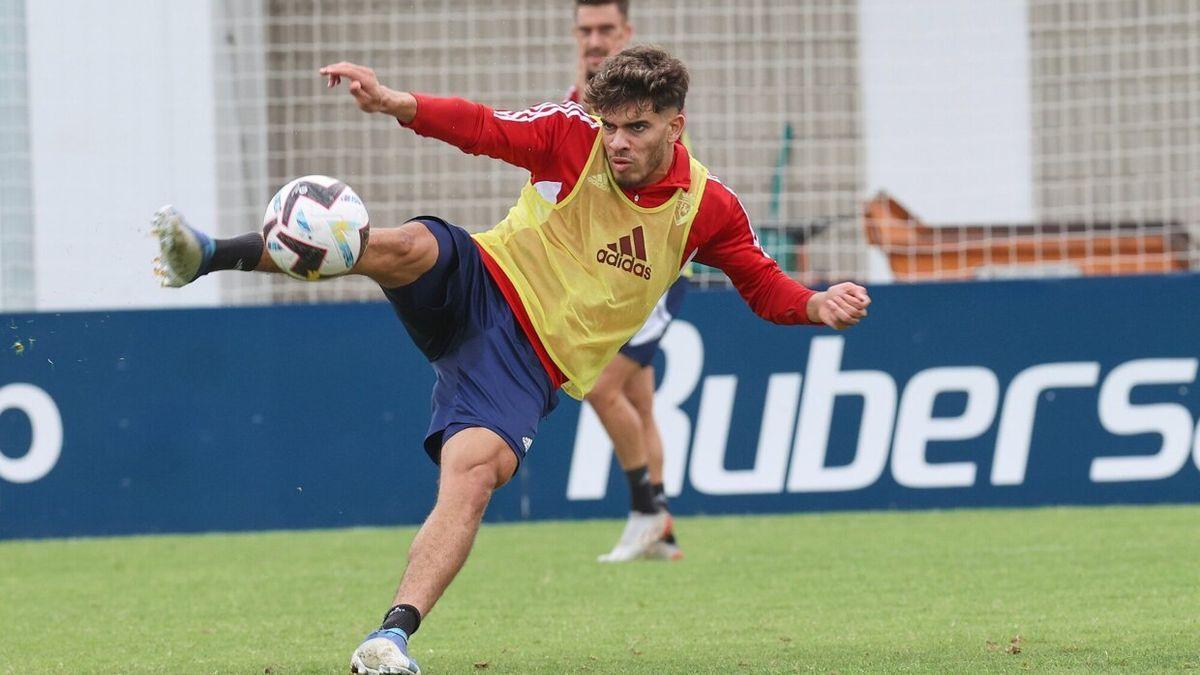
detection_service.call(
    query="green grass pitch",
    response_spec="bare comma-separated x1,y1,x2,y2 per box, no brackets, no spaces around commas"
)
2,505,1197,673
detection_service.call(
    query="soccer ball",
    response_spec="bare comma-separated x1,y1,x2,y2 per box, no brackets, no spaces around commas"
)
262,175,370,280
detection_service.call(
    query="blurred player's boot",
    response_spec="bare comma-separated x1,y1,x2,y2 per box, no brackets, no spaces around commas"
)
151,204,214,287
349,628,421,675
597,510,670,562
643,519,684,561
643,539,684,560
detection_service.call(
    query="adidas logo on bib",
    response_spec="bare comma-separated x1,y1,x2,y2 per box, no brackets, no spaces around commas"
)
587,174,610,191
596,226,652,280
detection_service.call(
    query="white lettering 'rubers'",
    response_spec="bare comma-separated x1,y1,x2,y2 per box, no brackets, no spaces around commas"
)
788,337,897,492
566,333,1200,501
564,320,703,501
891,367,999,489
991,362,1101,486
654,321,704,496
1092,358,1199,482
690,373,801,495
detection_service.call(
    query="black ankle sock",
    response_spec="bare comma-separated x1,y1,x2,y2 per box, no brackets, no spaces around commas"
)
380,604,421,636
651,482,668,511
208,233,264,274
624,465,657,514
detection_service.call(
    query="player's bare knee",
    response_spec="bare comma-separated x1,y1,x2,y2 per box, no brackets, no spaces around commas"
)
359,220,438,286
636,409,656,429
438,461,505,515
378,224,421,262
400,219,440,251
587,384,623,413
443,447,511,492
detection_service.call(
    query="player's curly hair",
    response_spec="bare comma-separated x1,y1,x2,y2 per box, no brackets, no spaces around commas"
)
584,45,688,115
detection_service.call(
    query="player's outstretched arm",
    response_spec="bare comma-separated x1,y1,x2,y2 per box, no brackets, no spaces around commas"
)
319,61,578,176
691,181,871,331
806,282,870,330
320,62,417,123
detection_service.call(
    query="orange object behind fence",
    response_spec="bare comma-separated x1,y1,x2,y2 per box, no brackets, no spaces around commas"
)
863,193,1191,281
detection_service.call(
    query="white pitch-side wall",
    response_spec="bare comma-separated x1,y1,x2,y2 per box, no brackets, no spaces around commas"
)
860,0,1034,225
26,0,219,310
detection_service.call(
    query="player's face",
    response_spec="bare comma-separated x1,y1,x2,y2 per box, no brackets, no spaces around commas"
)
599,103,684,189
574,4,632,79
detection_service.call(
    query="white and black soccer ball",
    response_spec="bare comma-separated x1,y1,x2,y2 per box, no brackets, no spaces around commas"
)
262,175,370,280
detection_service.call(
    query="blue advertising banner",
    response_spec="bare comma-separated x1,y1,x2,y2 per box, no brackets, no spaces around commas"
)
2,274,1199,539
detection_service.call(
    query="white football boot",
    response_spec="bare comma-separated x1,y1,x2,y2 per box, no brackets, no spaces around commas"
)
597,510,671,562
349,629,421,675
642,539,685,561
642,519,685,561
151,204,213,287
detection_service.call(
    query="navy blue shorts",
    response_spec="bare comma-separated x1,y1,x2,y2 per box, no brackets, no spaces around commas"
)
380,217,558,467
618,276,690,367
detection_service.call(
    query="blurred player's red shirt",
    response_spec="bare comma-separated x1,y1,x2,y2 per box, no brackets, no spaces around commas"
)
405,95,815,387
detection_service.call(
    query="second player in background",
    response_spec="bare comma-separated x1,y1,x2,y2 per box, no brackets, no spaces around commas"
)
568,0,690,562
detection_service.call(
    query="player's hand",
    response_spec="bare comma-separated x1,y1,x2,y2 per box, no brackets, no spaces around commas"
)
811,282,870,330
320,62,389,113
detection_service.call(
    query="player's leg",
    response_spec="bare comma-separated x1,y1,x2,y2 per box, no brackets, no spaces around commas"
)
394,427,516,612
588,354,653,507
587,354,670,562
626,364,664,487
588,353,650,478
354,217,554,673
625,364,684,561
151,205,438,289
350,427,517,675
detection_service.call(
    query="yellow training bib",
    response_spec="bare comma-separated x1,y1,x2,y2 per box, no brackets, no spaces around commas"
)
473,132,708,399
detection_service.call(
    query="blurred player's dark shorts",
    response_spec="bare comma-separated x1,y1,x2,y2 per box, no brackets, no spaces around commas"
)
380,216,558,468
617,276,689,367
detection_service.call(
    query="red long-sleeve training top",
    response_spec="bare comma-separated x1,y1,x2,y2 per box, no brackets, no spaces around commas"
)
403,94,816,387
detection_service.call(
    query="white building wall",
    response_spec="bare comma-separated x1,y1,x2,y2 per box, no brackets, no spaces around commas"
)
860,0,1034,225
0,0,35,311
25,0,219,310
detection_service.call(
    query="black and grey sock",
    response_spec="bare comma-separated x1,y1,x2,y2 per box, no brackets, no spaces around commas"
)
380,604,421,637
624,465,657,514
651,482,668,511
208,233,264,274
